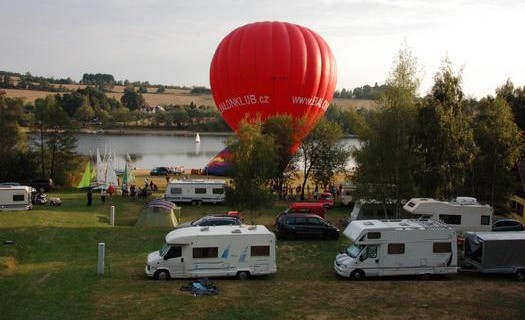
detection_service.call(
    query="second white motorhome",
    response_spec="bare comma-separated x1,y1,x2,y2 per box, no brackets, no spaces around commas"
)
146,225,277,280
334,219,458,280
403,197,493,234
0,186,33,211
164,179,226,205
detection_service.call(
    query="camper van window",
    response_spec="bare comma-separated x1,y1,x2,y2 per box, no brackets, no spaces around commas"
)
367,232,381,239
195,188,207,194
346,244,363,258
170,188,182,195
439,214,461,225
366,246,378,258
388,243,405,254
212,188,224,194
251,245,270,256
12,195,25,202
164,246,182,259
433,242,452,253
159,244,171,257
193,247,219,258
481,215,490,225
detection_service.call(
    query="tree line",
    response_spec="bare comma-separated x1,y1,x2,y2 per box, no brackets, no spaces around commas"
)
349,46,525,213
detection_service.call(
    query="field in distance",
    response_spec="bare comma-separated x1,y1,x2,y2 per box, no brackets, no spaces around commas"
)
2,85,375,111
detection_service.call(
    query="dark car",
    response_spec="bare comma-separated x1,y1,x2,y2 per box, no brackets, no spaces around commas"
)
175,215,242,229
492,218,524,232
26,178,54,192
150,167,170,176
276,213,340,240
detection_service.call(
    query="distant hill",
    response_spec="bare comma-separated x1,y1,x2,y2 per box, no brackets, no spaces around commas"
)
1,72,376,111
3,85,375,111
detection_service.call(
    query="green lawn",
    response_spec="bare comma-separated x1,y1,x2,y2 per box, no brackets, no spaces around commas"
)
1,190,524,320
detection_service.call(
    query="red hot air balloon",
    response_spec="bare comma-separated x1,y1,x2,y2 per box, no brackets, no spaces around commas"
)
210,21,337,152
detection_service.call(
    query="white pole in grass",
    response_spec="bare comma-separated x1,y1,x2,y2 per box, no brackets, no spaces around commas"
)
110,206,115,226
97,243,105,275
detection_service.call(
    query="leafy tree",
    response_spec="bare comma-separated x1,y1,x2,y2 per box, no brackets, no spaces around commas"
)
298,118,350,200
262,115,298,200
351,43,420,210
496,80,525,134
156,86,166,93
81,73,115,91
469,96,524,204
225,119,279,212
121,86,145,111
34,95,79,184
415,59,477,198
74,96,95,122
110,106,130,123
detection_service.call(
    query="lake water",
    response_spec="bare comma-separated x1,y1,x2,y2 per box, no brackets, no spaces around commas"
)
74,133,360,170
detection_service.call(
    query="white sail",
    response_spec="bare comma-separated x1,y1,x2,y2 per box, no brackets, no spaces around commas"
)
96,148,106,185
106,152,119,187
195,132,201,143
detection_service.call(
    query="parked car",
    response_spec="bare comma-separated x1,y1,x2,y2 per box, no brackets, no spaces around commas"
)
492,218,524,232
26,178,54,192
150,167,170,176
281,202,326,218
276,213,340,240
175,215,242,229
317,192,335,209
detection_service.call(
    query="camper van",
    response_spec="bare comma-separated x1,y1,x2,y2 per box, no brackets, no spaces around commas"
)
403,197,493,234
145,225,277,280
348,200,405,222
334,219,458,280
164,179,226,205
462,232,525,280
0,186,33,211
340,183,355,206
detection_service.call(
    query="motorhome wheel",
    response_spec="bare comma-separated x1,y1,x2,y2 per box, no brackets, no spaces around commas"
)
155,270,170,281
350,270,365,280
516,270,525,281
237,271,250,280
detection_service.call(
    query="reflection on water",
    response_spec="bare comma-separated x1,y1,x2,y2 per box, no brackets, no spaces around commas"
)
74,133,359,170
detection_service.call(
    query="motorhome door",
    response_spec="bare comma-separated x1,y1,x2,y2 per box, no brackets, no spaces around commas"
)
163,245,185,277
357,245,380,276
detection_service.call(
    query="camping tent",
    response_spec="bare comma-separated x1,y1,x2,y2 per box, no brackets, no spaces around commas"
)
135,199,180,228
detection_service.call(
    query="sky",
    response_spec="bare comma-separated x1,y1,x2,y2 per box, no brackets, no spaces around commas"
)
1,0,524,98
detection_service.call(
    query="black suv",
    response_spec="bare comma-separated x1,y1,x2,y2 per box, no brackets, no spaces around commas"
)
175,215,242,229
150,167,170,176
276,213,340,240
26,178,54,192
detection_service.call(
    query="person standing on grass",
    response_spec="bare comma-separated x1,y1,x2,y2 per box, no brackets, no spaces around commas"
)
101,188,107,204
87,188,93,206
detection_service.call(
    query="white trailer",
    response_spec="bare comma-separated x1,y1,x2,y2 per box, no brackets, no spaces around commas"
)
403,197,493,234
145,225,277,280
0,186,33,211
334,219,458,279
164,179,226,205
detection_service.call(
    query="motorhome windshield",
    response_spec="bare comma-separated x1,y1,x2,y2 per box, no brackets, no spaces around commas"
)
346,244,363,258
159,243,170,257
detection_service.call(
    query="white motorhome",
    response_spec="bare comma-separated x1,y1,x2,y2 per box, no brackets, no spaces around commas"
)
334,219,458,279
164,179,226,205
403,197,493,234
0,186,33,211
145,225,277,280
340,183,355,206
348,200,405,222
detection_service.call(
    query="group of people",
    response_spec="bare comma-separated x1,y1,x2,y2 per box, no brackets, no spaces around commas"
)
86,179,159,206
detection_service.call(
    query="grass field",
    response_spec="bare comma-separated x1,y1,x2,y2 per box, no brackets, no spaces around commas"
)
2,86,375,111
1,180,524,320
